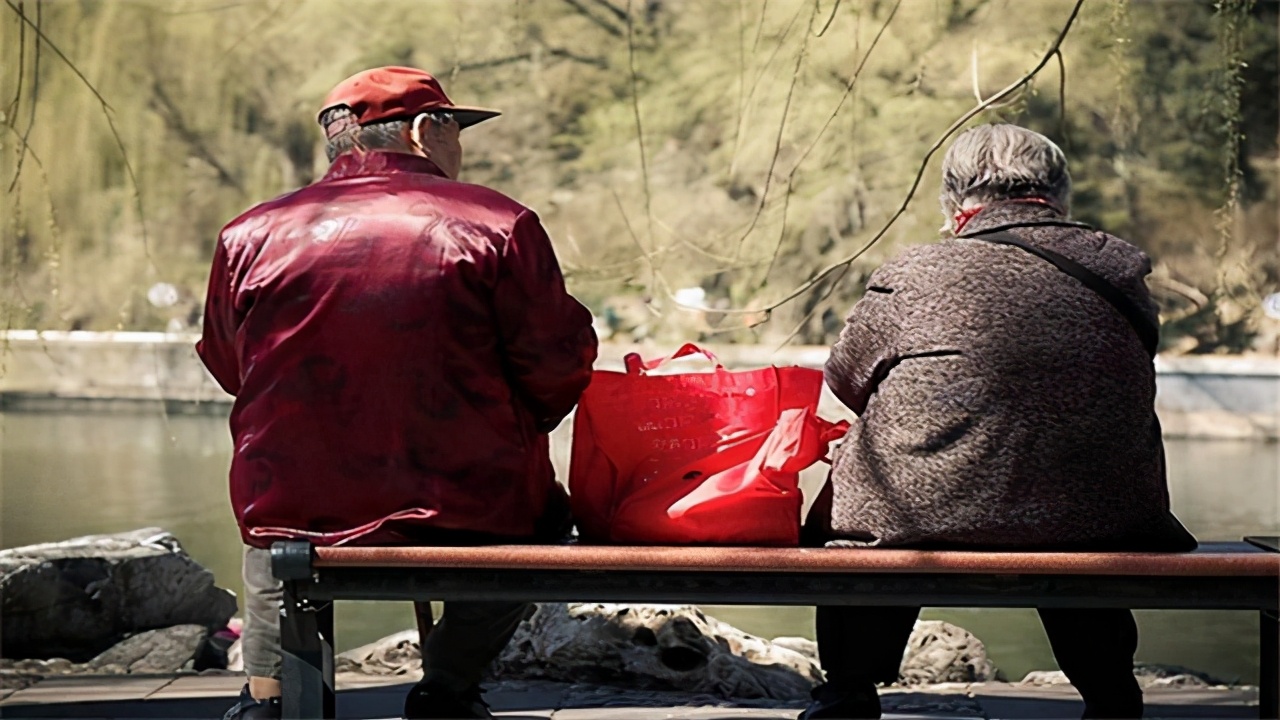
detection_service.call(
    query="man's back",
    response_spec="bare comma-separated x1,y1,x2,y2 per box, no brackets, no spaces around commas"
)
824,202,1194,550
198,150,596,548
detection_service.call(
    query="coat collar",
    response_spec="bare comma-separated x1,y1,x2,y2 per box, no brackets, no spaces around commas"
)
322,150,449,183
959,200,1068,237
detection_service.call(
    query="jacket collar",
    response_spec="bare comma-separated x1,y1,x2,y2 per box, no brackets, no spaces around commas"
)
322,150,449,183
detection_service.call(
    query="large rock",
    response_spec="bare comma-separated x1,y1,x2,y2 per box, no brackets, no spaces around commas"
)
337,604,822,700
335,629,422,677
0,625,211,675
0,528,237,661
768,621,1000,686
491,604,822,700
86,624,210,674
899,620,1002,685
335,604,1002,701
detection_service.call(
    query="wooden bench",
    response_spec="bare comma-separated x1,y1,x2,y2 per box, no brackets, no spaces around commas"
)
271,537,1280,719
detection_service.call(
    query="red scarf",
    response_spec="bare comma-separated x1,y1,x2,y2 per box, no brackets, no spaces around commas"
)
953,197,1062,234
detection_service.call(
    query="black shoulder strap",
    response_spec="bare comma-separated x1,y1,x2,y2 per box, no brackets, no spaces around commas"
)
962,229,1160,357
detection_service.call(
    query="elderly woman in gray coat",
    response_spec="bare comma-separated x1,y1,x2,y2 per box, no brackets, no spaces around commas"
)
801,124,1195,720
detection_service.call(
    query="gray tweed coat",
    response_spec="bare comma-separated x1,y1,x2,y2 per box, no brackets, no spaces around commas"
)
819,201,1195,550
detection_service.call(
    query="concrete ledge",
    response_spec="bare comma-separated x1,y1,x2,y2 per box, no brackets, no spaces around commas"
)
0,674,1260,720
1,331,1276,439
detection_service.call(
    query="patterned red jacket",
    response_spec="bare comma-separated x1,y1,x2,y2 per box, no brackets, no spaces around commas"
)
197,150,597,548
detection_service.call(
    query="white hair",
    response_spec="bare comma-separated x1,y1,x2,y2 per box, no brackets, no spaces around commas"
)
319,106,413,162
939,123,1071,232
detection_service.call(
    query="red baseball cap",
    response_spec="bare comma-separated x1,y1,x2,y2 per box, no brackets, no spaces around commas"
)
318,66,500,130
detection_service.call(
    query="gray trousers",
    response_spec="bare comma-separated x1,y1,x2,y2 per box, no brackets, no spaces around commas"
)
242,546,531,690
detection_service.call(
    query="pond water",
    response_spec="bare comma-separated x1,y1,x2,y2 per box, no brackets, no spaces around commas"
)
2,410,1276,683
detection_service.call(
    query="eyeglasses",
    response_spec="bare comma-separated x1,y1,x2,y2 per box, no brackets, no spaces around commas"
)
425,112,456,127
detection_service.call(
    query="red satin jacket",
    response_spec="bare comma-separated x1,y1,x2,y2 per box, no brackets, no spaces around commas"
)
197,151,598,548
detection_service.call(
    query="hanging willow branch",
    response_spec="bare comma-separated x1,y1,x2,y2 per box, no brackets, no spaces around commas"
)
7,0,40,193
3,0,153,265
1212,0,1253,254
700,0,1090,330
761,0,903,282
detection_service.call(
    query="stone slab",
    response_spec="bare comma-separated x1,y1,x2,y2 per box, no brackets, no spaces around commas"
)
551,708,800,719
0,675,1259,719
0,675,171,705
336,670,418,690
970,684,1257,719
330,680,562,719
143,673,244,699
488,687,566,716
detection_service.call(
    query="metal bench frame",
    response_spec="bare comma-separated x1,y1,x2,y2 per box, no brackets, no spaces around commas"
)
271,538,1280,719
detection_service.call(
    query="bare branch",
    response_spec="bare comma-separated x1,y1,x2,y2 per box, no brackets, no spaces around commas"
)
728,2,819,258
774,263,850,348
3,0,113,112
588,0,629,22
713,0,1089,324
762,0,901,281
732,0,746,169
625,0,653,244
969,38,1024,110
158,2,254,15
3,121,43,170
970,41,982,103
1150,274,1209,308
545,46,610,68
458,46,608,72
559,0,624,37
149,79,245,194
751,0,770,55
1054,48,1070,147
612,190,665,316
728,3,805,180
814,0,841,37
217,1,287,61
6,0,24,126
7,0,39,193
3,0,152,265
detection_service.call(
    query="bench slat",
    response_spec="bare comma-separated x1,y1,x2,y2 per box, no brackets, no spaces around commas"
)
312,541,1279,577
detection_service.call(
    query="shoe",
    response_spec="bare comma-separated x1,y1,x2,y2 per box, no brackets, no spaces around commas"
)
799,682,882,719
403,679,493,719
222,684,282,720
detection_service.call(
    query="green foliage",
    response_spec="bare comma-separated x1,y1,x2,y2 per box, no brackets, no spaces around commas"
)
1,0,1276,351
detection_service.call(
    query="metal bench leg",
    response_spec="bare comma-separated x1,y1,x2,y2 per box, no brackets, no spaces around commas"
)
280,581,335,719
1263,610,1278,720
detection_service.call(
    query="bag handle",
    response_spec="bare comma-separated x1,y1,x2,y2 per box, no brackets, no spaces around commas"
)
624,343,722,375
960,228,1159,357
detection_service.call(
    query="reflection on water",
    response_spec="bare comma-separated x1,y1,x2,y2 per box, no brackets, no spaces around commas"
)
1,411,1276,682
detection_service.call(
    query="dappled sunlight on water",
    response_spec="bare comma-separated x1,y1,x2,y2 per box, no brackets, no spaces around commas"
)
1,412,1276,681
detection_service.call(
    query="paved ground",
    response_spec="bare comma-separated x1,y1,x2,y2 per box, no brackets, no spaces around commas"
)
0,673,1260,719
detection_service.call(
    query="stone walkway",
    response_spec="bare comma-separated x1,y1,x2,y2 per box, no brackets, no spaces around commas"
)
0,673,1260,719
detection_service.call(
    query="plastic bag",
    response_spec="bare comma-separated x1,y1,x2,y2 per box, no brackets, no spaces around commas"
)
568,344,848,545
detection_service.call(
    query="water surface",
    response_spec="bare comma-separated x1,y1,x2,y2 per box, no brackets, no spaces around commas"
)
2,411,1276,682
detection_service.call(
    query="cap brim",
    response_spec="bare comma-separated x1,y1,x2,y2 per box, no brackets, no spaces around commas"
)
450,107,501,129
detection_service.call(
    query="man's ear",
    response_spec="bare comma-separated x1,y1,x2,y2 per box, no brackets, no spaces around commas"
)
409,114,429,156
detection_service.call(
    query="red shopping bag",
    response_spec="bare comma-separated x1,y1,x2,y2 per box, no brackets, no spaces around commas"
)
568,344,848,545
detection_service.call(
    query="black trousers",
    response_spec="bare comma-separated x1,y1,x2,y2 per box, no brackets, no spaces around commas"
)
816,605,1144,717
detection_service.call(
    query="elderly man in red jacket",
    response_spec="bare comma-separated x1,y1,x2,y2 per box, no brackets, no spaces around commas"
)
198,67,598,720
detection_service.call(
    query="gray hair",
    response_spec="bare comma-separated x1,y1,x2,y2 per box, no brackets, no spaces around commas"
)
939,123,1071,231
319,106,412,162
